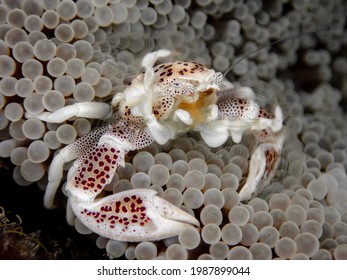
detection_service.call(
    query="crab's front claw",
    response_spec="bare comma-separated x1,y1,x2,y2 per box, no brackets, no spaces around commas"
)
152,193,200,228
71,189,199,242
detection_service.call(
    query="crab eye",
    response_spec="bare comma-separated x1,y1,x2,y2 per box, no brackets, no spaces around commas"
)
173,81,182,87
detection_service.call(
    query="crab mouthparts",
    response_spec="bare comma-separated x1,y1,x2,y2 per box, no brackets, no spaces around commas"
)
176,88,218,126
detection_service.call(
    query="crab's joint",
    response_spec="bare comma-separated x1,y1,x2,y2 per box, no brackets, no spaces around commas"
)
251,105,283,133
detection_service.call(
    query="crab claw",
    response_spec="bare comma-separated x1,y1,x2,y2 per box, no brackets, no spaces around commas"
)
71,189,200,242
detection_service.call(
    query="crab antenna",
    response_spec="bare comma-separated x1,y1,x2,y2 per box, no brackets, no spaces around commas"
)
222,27,342,78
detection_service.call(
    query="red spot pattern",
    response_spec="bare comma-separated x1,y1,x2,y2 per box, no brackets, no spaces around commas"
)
258,107,273,119
73,144,120,194
81,194,151,231
153,96,174,119
264,149,279,177
216,98,249,120
81,209,107,224
153,61,210,87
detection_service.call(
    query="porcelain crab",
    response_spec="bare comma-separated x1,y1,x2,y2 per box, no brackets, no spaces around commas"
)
26,49,285,241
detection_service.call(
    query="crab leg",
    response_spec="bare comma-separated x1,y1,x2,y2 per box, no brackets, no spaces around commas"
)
25,102,112,123
44,126,108,208
238,138,283,201
199,88,284,147
202,88,286,200
65,127,199,241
